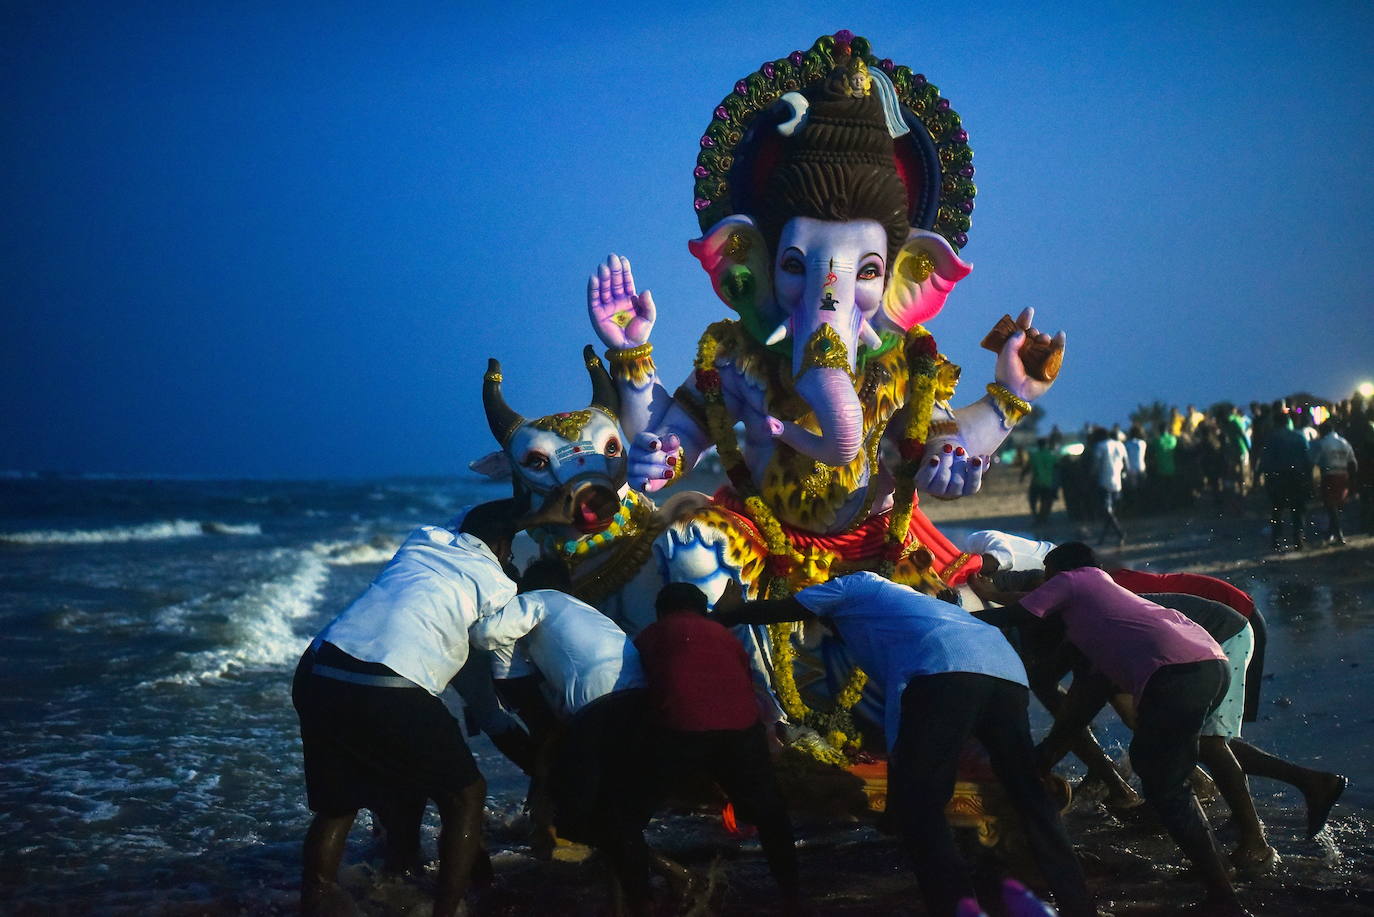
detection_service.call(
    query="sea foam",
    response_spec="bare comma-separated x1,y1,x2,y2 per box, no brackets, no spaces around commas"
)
0,520,262,545
312,536,400,566
155,549,329,685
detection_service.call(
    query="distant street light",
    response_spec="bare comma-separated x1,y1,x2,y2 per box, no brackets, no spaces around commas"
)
1358,381,1374,399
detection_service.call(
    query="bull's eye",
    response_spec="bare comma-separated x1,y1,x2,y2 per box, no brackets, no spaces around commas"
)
604,438,621,457
522,452,549,471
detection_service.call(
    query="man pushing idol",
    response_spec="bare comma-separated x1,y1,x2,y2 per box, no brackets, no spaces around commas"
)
291,500,532,917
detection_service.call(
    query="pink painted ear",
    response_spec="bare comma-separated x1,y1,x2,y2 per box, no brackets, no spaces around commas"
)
881,230,973,331
688,215,773,320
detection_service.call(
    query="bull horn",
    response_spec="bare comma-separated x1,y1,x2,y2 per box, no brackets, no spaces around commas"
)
584,345,620,417
482,357,525,446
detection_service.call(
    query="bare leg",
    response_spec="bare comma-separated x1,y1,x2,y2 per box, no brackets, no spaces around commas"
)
302,811,356,915
1032,673,1142,807
1199,737,1273,868
433,779,486,917
1229,739,1348,838
374,794,426,875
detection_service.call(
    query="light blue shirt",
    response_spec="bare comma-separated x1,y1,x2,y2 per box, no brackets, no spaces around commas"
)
319,526,517,696
795,572,1027,751
470,589,646,719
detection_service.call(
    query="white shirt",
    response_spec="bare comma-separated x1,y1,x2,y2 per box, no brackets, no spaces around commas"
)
318,526,517,696
470,589,646,719
795,572,1027,752
963,530,1056,572
1310,432,1356,473
1125,438,1148,475
1093,438,1128,492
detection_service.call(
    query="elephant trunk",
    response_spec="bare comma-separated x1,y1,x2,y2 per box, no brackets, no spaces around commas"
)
777,368,864,467
774,261,864,466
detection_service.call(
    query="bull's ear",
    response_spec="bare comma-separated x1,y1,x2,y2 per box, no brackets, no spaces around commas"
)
688,215,778,342
881,230,973,332
468,450,512,480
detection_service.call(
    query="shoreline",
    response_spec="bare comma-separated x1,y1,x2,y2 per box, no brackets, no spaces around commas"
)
469,468,1374,916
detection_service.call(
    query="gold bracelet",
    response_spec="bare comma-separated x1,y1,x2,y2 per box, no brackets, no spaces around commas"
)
986,382,1031,424
607,342,655,387
927,419,960,438
607,342,653,365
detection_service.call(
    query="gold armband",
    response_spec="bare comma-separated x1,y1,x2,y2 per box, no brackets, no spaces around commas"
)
607,343,656,387
986,382,1031,425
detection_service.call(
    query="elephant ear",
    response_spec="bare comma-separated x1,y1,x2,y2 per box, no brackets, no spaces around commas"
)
688,215,778,344
881,229,974,332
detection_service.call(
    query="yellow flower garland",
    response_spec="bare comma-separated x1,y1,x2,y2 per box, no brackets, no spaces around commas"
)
694,322,881,764
878,326,940,579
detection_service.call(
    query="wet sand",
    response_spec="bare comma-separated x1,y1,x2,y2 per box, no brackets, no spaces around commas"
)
464,470,1374,916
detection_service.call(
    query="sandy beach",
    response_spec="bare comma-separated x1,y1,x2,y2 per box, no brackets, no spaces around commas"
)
454,467,1374,916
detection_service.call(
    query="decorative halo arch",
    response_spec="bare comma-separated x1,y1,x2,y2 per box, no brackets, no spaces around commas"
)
692,30,977,253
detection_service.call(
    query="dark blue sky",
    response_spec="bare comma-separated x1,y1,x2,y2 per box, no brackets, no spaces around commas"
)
4,1,1373,478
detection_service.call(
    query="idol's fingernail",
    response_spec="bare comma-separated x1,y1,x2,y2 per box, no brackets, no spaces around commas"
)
929,458,940,467
662,469,674,480
971,458,982,467
955,447,966,456
942,443,953,453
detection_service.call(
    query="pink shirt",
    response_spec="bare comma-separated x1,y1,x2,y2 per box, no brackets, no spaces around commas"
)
1020,567,1225,702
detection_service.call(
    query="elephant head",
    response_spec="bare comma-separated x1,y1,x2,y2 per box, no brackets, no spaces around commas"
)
483,345,627,534
689,60,972,467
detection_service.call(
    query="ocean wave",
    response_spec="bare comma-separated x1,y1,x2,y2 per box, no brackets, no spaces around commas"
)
311,536,400,566
0,520,262,545
153,549,329,684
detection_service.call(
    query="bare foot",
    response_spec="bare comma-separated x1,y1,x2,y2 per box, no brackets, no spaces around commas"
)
1104,786,1146,813
1229,843,1279,877
1305,772,1348,838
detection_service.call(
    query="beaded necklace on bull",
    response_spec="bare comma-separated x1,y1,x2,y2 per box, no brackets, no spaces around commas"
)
690,31,977,760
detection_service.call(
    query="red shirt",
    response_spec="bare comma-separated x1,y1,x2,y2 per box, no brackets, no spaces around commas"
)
634,611,760,732
1109,569,1255,619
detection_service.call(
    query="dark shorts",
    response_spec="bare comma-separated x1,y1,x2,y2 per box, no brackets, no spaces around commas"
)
291,643,482,815
1321,471,1350,509
651,721,784,826
550,689,651,845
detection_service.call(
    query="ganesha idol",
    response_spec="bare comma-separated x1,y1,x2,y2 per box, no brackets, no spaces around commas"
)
478,33,1064,774
582,33,1064,755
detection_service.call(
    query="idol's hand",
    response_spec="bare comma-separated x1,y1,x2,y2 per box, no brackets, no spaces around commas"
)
994,306,1066,402
587,253,656,350
627,431,682,493
916,440,988,498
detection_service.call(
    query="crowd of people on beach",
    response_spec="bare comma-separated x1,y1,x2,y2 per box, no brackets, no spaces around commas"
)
289,497,1350,916
1016,389,1372,550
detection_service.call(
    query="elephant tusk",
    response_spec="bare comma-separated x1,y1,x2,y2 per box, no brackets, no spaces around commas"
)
765,320,790,346
859,319,883,350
